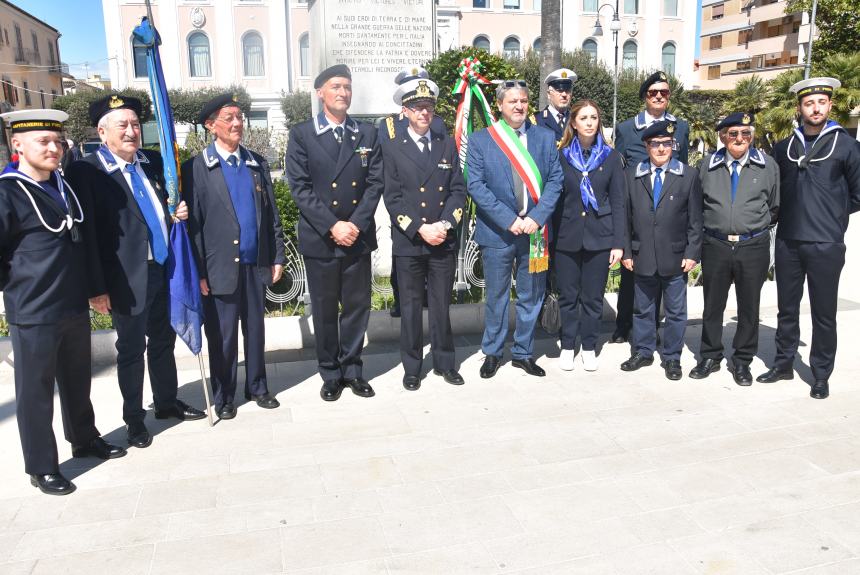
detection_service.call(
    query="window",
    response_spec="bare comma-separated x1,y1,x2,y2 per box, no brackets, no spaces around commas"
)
503,36,520,58
738,28,752,45
533,0,541,9
582,38,598,61
708,65,721,80
709,34,722,50
473,0,487,7
504,0,520,8
47,40,55,66
31,31,40,65
473,35,490,51
188,32,211,77
23,80,30,106
583,0,598,11
132,36,148,78
1,76,17,105
242,32,264,76
664,0,677,16
622,40,637,71
299,33,309,76
14,24,23,62
736,60,751,71
532,37,541,54
661,42,676,75
39,89,45,107
711,3,724,19
249,110,268,130
624,0,638,14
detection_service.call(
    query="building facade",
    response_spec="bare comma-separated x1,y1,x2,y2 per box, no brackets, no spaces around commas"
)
696,0,809,89
0,0,63,113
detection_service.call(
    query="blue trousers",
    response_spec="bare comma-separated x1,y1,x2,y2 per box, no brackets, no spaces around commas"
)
633,273,687,361
481,237,547,360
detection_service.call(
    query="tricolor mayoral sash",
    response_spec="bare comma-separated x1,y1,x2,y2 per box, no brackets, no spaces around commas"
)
486,120,549,273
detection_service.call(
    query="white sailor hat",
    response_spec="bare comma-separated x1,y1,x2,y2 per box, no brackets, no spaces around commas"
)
544,68,577,89
394,78,439,106
0,109,68,133
790,76,841,100
394,65,431,86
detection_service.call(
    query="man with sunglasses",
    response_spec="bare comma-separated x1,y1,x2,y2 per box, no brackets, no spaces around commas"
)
691,113,779,385
184,93,286,419
533,68,577,142
380,71,467,390
757,77,860,399
612,71,690,345
620,121,702,381
467,79,563,379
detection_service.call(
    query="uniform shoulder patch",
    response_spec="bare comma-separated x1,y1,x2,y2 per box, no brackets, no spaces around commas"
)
386,116,396,140
528,114,537,125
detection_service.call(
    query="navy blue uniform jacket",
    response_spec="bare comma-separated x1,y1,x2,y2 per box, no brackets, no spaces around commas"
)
614,112,689,167
285,115,384,258
183,144,286,296
65,148,169,316
624,158,703,277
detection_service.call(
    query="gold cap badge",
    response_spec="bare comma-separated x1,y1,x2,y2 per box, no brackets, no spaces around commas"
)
658,72,667,81
667,123,675,134
109,95,125,109
415,80,431,99
741,113,751,125
232,94,239,102
561,71,568,78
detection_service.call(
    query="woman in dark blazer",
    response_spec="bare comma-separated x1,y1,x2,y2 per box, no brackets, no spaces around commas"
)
552,99,626,371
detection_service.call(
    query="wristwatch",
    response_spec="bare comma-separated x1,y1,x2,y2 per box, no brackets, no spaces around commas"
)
441,220,453,231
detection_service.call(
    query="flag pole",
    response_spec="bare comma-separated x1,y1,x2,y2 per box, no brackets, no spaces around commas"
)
198,354,214,426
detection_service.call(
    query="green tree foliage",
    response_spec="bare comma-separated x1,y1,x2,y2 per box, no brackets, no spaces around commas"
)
52,89,153,143
168,85,252,128
785,0,860,64
280,90,313,129
272,178,300,244
422,46,518,130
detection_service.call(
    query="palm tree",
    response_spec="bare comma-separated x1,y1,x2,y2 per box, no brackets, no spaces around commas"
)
723,75,769,116
539,0,561,109
818,52,860,126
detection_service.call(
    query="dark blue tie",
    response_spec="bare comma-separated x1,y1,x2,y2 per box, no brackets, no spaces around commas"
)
653,167,663,211
125,164,167,264
227,155,238,168
730,160,739,204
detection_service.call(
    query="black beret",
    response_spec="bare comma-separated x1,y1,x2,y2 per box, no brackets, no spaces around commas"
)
89,94,143,126
198,93,242,125
640,119,676,141
639,71,670,99
716,112,754,131
314,64,352,89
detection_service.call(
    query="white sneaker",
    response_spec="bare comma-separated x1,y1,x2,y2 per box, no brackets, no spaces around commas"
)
559,348,575,371
581,350,598,371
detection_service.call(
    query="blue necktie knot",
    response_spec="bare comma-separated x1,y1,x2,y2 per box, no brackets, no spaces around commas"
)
227,155,238,167
653,167,663,210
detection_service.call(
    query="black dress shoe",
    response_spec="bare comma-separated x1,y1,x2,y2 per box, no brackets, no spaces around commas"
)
480,355,501,379
689,358,721,380
511,358,546,377
756,367,794,383
218,403,237,420
610,330,628,344
126,421,152,448
30,473,76,496
72,437,127,460
434,369,465,385
320,379,343,402
811,380,829,399
620,353,654,371
402,375,421,391
732,364,753,386
246,393,280,409
154,400,206,421
662,359,683,380
344,377,375,398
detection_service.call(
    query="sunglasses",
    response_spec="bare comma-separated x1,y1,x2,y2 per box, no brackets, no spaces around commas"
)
646,139,675,150
646,89,671,98
500,80,528,88
548,82,573,93
726,130,752,140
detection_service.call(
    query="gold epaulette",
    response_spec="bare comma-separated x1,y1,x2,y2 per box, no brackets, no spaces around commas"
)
386,116,395,140
528,114,537,125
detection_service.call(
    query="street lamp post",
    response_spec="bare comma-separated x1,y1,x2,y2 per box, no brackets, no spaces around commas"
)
592,1,622,134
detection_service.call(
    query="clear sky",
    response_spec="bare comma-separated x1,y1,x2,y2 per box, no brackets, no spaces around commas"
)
10,0,111,79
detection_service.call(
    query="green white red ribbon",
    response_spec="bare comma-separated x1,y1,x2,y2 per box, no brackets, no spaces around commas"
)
451,57,496,177
486,120,549,273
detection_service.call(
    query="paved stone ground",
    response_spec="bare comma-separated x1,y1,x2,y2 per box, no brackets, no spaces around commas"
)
1,226,860,574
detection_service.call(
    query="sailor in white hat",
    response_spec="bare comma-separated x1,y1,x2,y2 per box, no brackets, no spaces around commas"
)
532,67,577,140
758,76,860,399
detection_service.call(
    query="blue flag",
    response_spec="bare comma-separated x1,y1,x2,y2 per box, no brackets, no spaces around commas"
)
133,16,204,355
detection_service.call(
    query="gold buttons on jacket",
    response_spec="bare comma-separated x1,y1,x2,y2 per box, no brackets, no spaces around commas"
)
439,201,444,206
351,181,357,187
233,240,239,245
420,202,426,207
331,182,337,189
234,257,240,262
332,200,338,206
352,199,358,205
438,186,444,192
419,187,425,192
581,211,586,217
421,217,427,222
